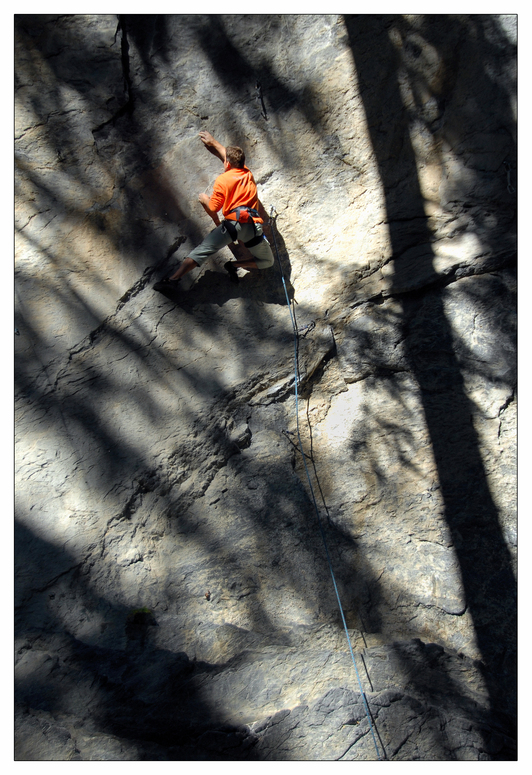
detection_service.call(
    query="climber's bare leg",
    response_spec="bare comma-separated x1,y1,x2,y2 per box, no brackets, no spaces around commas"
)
168,257,199,281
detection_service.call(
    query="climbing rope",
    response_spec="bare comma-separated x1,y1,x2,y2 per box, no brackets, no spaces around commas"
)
269,207,383,761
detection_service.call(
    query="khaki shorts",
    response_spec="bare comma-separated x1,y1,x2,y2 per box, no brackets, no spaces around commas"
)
188,221,275,269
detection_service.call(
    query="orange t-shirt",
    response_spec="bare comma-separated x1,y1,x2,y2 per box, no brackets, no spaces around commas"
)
209,166,263,223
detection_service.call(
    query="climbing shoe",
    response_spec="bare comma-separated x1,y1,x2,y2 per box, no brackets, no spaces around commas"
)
224,261,240,284
153,277,180,293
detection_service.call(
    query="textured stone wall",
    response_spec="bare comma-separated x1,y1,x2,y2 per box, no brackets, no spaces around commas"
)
15,14,516,760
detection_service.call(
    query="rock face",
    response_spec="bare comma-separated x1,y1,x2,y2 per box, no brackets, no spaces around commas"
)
15,14,516,761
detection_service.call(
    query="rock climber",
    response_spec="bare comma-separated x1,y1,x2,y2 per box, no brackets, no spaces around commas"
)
154,131,274,293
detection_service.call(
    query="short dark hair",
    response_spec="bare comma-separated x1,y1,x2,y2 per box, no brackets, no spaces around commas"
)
225,146,246,168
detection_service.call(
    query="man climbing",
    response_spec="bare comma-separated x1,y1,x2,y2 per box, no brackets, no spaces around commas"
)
154,131,274,293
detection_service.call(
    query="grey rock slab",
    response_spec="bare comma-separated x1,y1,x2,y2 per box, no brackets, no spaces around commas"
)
15,13,516,761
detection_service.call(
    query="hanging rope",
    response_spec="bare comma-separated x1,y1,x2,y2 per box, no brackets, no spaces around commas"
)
269,206,383,761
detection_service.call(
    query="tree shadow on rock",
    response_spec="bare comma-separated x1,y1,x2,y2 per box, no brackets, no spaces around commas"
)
344,13,516,755
15,519,266,761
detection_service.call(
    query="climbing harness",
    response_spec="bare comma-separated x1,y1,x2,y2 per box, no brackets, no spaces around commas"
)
221,219,239,242
222,206,265,248
228,205,261,223
269,206,383,761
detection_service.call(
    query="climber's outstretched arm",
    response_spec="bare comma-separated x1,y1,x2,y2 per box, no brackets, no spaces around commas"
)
199,131,226,163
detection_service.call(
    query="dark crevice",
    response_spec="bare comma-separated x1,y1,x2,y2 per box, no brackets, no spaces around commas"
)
92,16,134,134
350,250,516,311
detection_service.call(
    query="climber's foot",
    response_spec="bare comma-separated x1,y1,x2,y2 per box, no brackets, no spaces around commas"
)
154,277,180,293
224,261,240,284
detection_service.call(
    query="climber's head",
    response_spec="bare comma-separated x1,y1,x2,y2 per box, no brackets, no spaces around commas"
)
225,146,246,169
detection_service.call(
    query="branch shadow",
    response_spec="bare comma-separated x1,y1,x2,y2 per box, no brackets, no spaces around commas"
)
15,12,517,760
15,521,265,760
344,13,516,754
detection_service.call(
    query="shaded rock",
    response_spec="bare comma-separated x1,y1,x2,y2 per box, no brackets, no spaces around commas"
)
15,13,516,761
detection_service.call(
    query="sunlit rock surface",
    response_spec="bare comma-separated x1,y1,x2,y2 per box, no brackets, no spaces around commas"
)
15,14,516,761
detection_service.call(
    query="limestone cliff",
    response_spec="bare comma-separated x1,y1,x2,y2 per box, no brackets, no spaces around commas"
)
15,14,516,760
